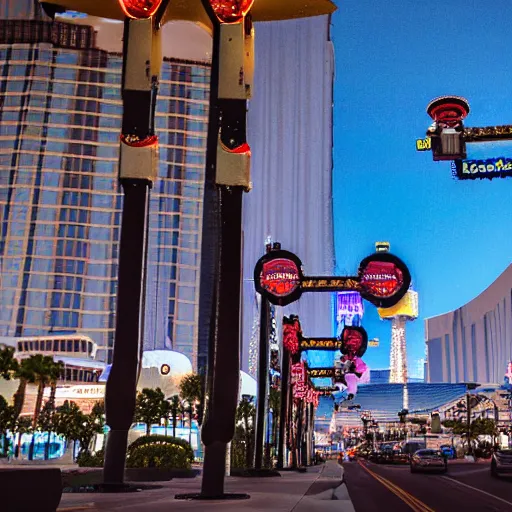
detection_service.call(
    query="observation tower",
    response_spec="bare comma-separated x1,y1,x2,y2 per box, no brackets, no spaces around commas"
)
374,242,418,384
378,290,419,383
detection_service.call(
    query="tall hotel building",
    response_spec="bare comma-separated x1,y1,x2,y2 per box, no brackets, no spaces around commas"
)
0,1,211,366
425,264,512,385
242,15,335,374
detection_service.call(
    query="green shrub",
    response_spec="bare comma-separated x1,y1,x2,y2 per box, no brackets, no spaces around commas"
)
77,449,104,467
126,444,191,470
128,435,194,463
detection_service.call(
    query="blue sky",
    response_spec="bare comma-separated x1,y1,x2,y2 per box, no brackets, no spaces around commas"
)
331,0,512,375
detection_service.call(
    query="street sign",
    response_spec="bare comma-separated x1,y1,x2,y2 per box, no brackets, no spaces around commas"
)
416,137,431,151
300,338,342,351
308,368,335,378
452,157,512,180
254,250,411,308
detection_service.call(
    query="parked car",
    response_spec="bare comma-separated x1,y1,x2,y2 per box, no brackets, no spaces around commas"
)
491,449,512,478
410,449,447,473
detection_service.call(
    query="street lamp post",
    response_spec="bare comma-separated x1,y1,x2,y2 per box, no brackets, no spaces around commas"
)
254,245,271,470
277,345,290,469
103,11,163,488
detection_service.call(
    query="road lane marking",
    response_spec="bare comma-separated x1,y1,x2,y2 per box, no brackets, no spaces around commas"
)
358,461,434,512
361,468,428,512
440,476,512,508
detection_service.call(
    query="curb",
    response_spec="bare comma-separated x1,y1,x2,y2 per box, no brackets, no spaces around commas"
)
332,465,356,512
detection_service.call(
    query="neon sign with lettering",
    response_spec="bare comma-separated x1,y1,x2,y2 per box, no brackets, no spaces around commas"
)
452,157,512,180
255,250,411,308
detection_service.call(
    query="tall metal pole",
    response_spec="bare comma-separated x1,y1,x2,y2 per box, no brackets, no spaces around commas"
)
277,346,290,469
103,15,161,487
467,393,472,456
197,3,253,497
254,294,270,469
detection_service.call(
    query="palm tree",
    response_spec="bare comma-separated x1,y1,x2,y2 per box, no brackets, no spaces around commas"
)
0,346,19,381
27,355,57,459
168,395,182,438
179,373,204,426
29,355,56,428
47,360,64,408
39,360,64,459
12,359,37,420
236,396,256,468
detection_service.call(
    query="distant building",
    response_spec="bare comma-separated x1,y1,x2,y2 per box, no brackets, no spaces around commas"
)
369,369,391,384
241,15,335,375
425,264,512,384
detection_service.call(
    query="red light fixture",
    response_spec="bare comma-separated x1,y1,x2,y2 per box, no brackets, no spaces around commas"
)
118,0,163,19
208,0,255,23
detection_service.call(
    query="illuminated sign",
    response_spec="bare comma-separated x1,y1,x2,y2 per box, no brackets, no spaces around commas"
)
254,250,303,306
340,326,368,358
452,157,512,180
308,368,335,378
416,137,432,151
283,315,301,354
255,250,411,309
160,364,171,375
45,384,105,400
336,292,364,326
314,386,338,395
300,338,342,351
291,361,307,399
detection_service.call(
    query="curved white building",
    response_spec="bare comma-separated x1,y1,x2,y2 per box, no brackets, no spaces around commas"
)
425,264,512,385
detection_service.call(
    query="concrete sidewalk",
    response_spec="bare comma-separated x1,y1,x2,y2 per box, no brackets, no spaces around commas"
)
57,461,355,512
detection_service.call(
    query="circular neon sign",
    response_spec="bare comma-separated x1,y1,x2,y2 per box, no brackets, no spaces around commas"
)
254,250,303,306
340,326,368,358
358,253,411,308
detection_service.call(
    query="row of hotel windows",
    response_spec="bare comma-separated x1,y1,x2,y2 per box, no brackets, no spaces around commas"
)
17,338,94,355
62,367,100,383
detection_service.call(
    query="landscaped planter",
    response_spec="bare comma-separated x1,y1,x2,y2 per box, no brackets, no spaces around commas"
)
0,468,62,511
62,468,103,489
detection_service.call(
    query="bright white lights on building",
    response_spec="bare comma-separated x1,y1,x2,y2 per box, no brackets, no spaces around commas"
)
390,322,407,383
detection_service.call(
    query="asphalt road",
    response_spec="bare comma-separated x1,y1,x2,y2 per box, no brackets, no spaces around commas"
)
343,460,512,512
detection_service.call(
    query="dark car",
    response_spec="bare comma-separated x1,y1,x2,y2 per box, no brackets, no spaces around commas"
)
410,449,447,473
491,449,512,478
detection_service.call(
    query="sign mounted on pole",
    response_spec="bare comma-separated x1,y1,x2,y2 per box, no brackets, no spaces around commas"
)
300,338,342,351
451,157,512,180
254,250,411,308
